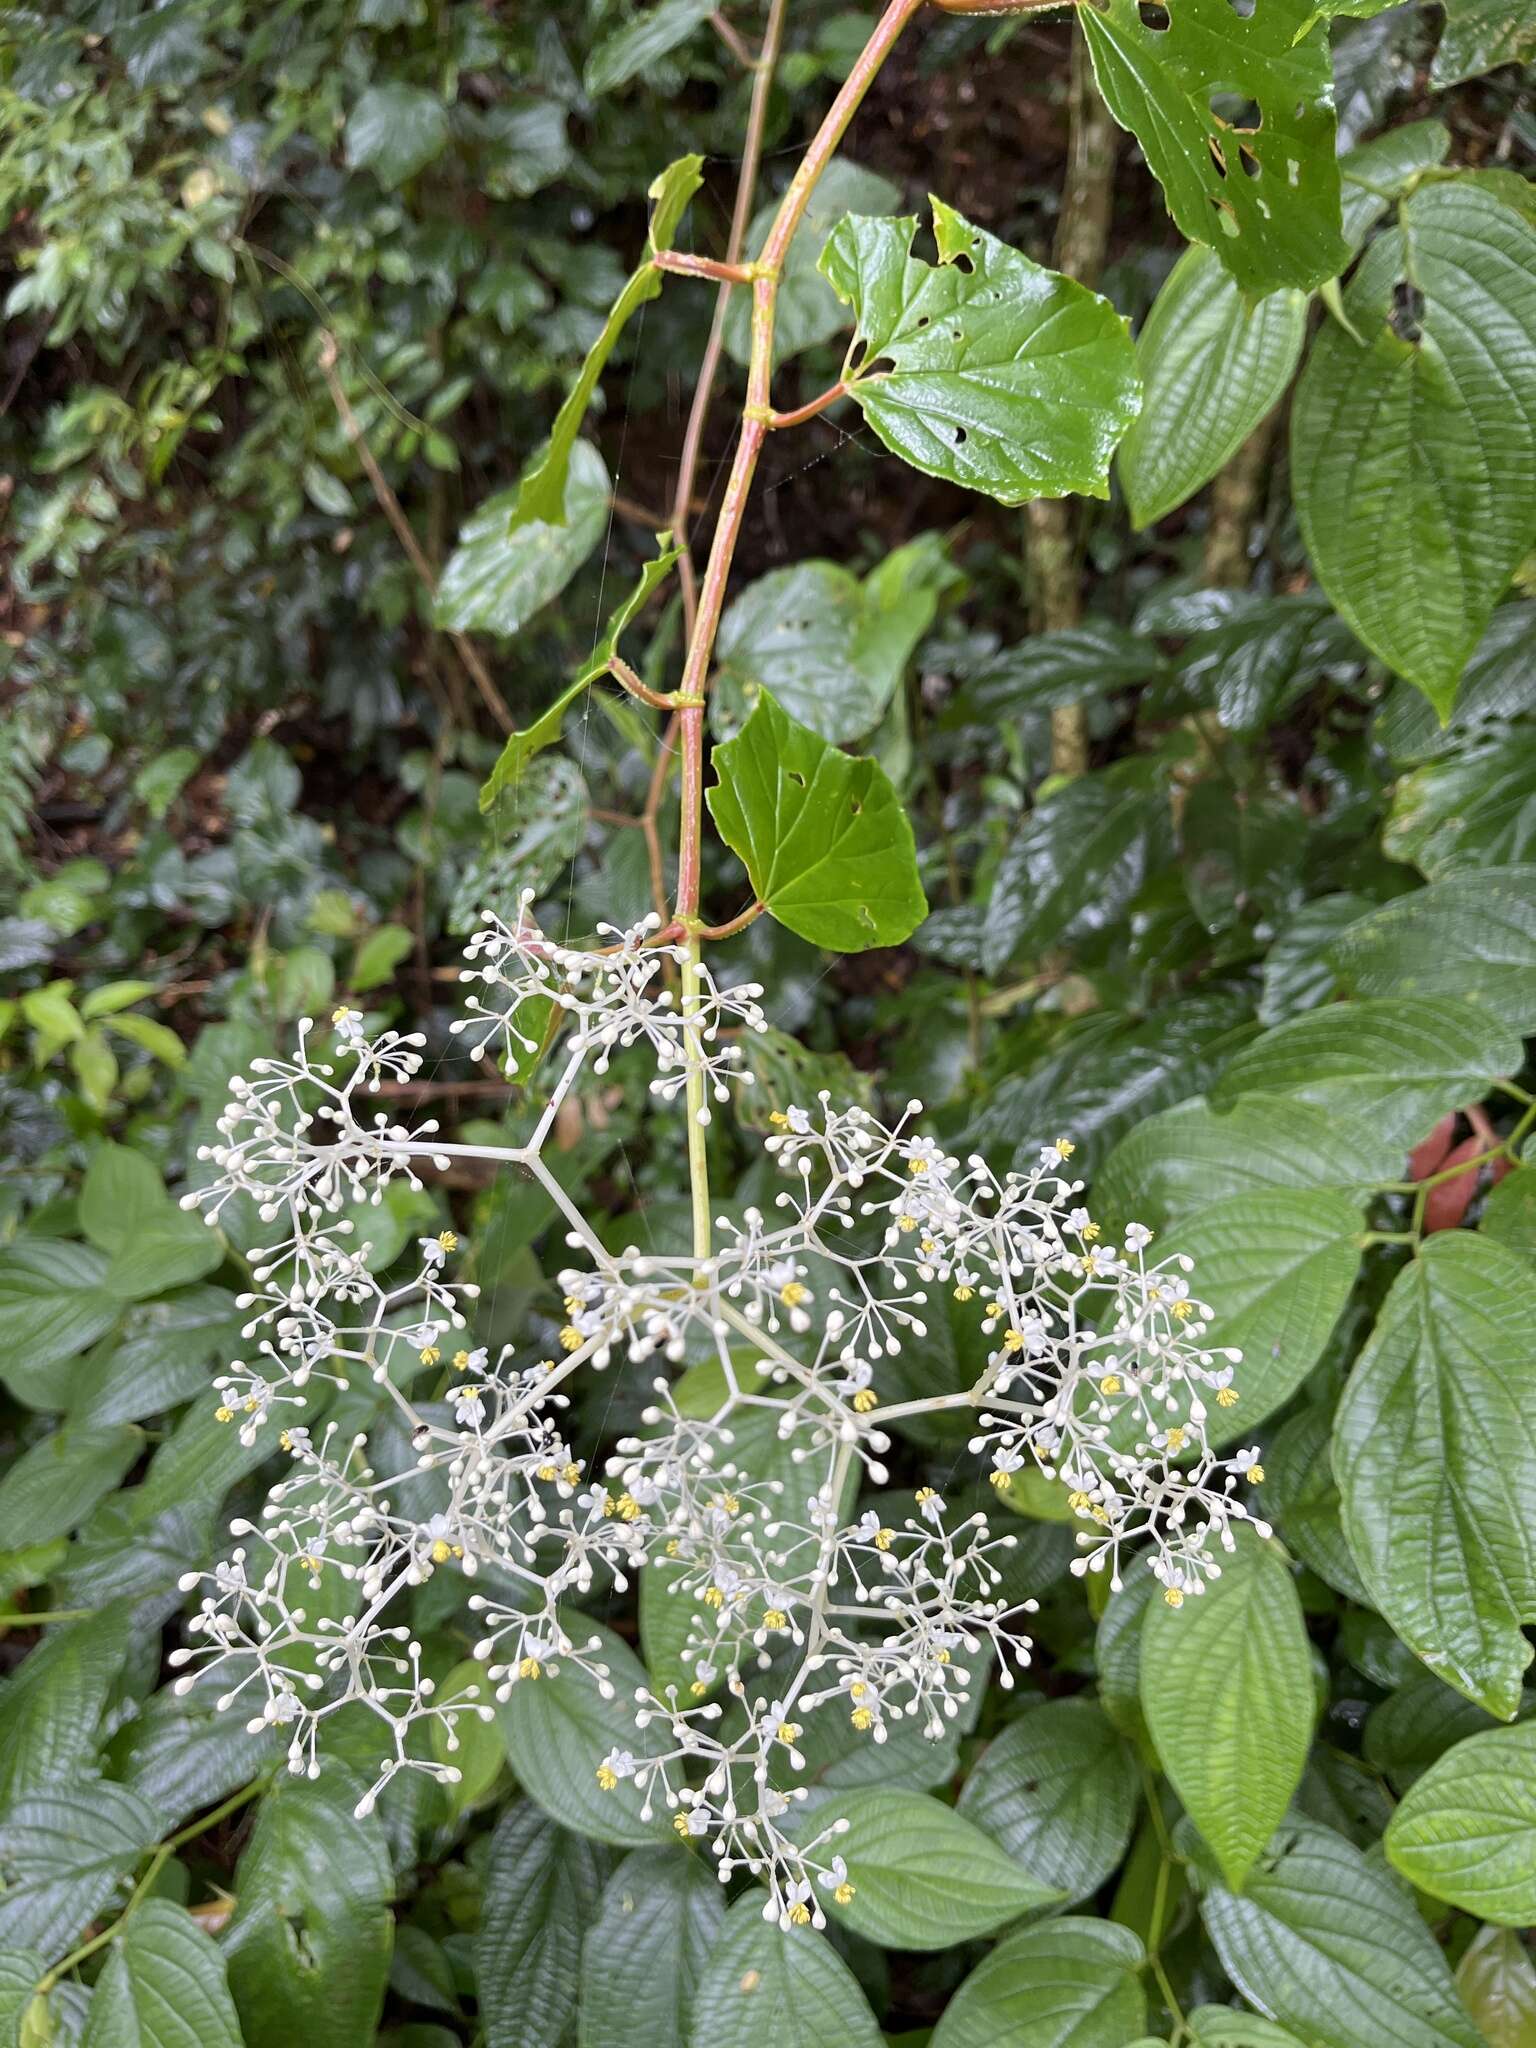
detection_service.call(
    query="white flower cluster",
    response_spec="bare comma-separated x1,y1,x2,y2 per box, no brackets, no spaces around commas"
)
175,906,1268,1926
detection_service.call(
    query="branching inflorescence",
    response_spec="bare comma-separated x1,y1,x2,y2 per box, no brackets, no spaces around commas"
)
176,901,1269,1929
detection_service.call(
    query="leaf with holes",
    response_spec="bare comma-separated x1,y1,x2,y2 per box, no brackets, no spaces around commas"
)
1119,245,1306,526
819,200,1140,503
1080,0,1349,298
1292,182,1536,717
706,691,927,952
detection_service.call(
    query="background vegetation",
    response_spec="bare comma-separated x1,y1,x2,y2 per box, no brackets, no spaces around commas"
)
2,0,1535,2043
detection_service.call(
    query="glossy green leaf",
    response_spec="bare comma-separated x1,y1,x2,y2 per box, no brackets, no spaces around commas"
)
1190,2010,1311,2048
505,156,701,532
722,161,901,368
437,438,610,639
0,1609,132,1805
1091,1095,1401,1242
982,772,1171,976
1156,1189,1361,1440
1433,0,1536,83
1264,1406,1369,1605
579,1849,725,2048
498,1617,673,1848
1385,1721,1536,1922
1376,603,1536,762
1364,1675,1505,1794
479,534,681,810
1185,1815,1484,2048
80,1143,168,1252
1384,730,1536,878
477,1802,607,2048
0,1782,158,1962
1292,182,1536,717
706,690,927,952
947,621,1167,720
932,1916,1146,2048
0,1951,45,2045
80,1900,242,2048
1208,994,1521,1150
1119,246,1306,527
224,1770,394,2048
791,1787,1062,1950
712,555,938,746
686,1895,884,2048
1080,0,1348,297
108,1681,278,1834
0,1241,120,1406
820,200,1140,503
1142,1530,1314,1889
1338,120,1451,251
956,1698,1138,1906
103,1215,223,1301
1335,1234,1536,1719
1326,867,1536,1033
1482,1165,1536,1262
584,0,714,95
1257,895,1374,1027
1455,1925,1536,2048
343,83,447,188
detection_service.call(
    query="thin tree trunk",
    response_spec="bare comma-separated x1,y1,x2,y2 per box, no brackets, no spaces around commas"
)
1202,411,1279,590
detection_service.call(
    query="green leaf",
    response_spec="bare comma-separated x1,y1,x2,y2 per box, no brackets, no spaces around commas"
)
0,1241,121,1408
1291,182,1536,717
1385,1722,1536,1922
0,1952,46,2045
1189,2010,1311,2048
1384,731,1536,880
350,924,414,993
101,1012,186,1067
1455,1925,1536,2048
70,1028,119,1110
0,1782,159,1962
505,157,701,533
103,1216,223,1301
723,160,901,368
1184,1815,1484,2048
686,1896,883,2048
1155,1189,1362,1440
224,1770,393,2048
1377,603,1536,762
1335,1234,1536,1720
1264,1405,1369,1605
498,1617,672,1848
80,1899,242,2048
956,1698,1138,1907
344,83,449,188
1208,995,1521,1150
1326,867,1536,1033
790,1788,1062,1950
0,1610,132,1804
69,1287,244,1427
436,438,610,639
1091,1096,1402,1243
820,200,1140,503
947,621,1168,720
1141,1529,1314,1889
706,690,927,952
584,0,715,95
1432,0,1536,83
1119,246,1306,528
1339,120,1451,252
981,772,1171,976
108,1682,278,1834
713,558,936,746
479,535,682,811
931,1917,1146,2048
1482,1166,1536,1263
80,1143,170,1252
1080,0,1348,296
0,1422,140,1550
1365,1674,1506,1793
428,1661,502,1814
477,1803,607,2048
578,1849,725,2048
